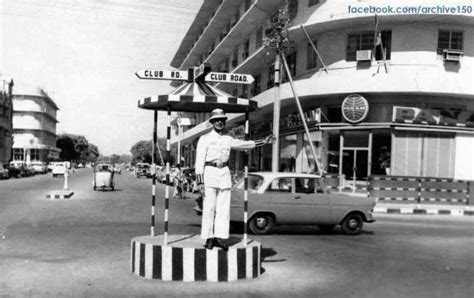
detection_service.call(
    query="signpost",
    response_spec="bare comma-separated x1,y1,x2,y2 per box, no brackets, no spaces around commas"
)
135,69,188,81
205,72,254,84
136,66,254,85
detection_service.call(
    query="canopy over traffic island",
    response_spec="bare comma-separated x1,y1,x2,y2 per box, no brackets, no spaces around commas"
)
138,81,258,113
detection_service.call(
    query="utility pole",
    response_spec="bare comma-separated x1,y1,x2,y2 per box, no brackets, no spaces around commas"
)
264,9,290,173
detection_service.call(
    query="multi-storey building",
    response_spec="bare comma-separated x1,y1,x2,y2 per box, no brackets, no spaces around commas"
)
11,85,61,163
169,0,474,181
0,77,14,166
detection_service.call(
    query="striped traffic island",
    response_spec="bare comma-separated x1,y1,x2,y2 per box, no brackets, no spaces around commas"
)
46,190,74,199
131,234,261,282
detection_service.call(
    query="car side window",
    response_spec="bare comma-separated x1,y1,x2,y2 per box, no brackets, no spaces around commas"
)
295,178,316,194
267,178,292,192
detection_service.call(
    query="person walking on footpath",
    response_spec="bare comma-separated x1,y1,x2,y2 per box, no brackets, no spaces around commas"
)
195,108,273,251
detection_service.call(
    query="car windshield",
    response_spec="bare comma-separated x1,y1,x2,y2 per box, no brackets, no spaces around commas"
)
234,174,264,191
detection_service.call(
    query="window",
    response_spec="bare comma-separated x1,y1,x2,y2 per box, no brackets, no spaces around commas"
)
241,85,248,98
288,0,298,20
437,30,463,54
346,31,392,61
242,39,249,59
232,49,239,67
252,74,261,96
283,51,297,83
267,178,292,192
13,148,24,161
256,27,263,49
267,66,275,89
306,40,318,69
308,0,319,7
245,0,252,11
30,149,40,161
295,178,315,194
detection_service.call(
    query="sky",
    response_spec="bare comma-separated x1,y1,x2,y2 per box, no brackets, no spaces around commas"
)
1,0,203,155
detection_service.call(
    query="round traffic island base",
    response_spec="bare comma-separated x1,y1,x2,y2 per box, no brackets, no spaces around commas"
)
131,235,262,282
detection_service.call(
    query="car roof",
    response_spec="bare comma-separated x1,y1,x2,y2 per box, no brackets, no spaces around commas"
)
248,171,321,179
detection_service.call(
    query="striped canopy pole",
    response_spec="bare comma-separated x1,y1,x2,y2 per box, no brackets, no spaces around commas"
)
243,110,249,246
164,105,171,245
151,110,158,236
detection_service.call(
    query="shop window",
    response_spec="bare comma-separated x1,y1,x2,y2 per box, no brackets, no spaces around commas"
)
30,149,40,161
306,40,318,70
288,0,298,20
437,30,463,54
13,148,24,161
346,30,392,61
308,0,319,7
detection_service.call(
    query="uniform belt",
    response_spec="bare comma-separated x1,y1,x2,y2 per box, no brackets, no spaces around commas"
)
205,161,228,168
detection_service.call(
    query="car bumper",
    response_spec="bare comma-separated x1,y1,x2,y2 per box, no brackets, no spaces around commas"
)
365,211,376,223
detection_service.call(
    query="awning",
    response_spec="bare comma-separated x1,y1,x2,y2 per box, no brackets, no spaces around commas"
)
138,82,258,113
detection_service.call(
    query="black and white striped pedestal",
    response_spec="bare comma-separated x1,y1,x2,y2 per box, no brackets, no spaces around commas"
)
46,190,74,199
131,235,262,282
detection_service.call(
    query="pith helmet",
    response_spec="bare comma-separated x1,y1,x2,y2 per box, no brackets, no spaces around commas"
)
208,108,228,122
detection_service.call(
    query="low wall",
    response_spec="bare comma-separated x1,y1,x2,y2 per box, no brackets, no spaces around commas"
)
369,175,472,205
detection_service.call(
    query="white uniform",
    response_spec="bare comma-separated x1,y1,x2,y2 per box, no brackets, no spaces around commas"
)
195,129,259,240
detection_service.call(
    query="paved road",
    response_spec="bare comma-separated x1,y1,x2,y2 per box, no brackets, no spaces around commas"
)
1,169,473,297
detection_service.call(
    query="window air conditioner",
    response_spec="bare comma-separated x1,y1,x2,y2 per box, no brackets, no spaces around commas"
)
356,50,372,61
443,49,463,62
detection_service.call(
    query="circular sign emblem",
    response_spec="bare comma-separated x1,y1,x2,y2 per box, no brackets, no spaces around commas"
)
341,94,369,123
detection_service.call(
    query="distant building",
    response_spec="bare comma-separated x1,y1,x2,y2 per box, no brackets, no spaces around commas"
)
169,0,474,180
0,77,14,165
11,85,61,163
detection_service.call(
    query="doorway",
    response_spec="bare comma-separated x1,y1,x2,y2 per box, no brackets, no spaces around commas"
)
342,149,369,180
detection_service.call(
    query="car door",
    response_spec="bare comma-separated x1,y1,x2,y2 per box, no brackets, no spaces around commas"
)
291,177,332,225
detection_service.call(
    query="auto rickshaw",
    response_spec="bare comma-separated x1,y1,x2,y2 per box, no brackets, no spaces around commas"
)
93,163,115,191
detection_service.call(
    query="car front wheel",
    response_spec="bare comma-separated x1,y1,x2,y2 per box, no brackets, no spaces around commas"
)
249,214,274,235
341,213,364,235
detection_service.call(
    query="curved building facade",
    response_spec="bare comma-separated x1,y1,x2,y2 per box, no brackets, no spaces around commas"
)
12,86,61,163
0,78,14,165
170,0,474,181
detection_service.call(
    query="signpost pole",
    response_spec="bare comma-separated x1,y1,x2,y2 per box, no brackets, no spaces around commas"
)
271,54,281,173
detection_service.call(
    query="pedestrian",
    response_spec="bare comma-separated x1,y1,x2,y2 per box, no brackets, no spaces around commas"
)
172,164,184,199
195,108,273,250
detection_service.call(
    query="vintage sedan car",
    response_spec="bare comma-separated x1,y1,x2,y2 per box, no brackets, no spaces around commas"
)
134,163,152,178
230,172,376,235
52,162,67,177
31,161,48,174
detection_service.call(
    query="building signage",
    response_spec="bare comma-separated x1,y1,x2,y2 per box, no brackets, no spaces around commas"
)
205,72,254,84
341,94,369,123
393,106,474,127
135,69,188,81
280,108,321,129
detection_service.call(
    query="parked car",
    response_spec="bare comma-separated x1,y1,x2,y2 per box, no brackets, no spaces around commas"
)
9,161,28,178
52,162,67,177
93,163,115,191
230,172,376,236
134,163,151,178
0,164,9,179
30,161,48,174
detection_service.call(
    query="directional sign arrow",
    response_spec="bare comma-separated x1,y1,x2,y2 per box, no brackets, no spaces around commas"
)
205,72,254,84
135,69,188,81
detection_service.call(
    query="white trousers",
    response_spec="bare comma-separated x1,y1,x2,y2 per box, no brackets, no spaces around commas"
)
200,187,231,240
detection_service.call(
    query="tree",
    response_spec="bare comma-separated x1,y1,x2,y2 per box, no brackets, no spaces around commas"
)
56,134,98,163
130,138,175,165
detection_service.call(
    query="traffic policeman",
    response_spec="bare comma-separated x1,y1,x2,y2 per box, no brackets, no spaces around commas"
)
195,108,272,250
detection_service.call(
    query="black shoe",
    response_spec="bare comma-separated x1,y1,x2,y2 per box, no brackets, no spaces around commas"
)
214,238,228,251
204,238,214,250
